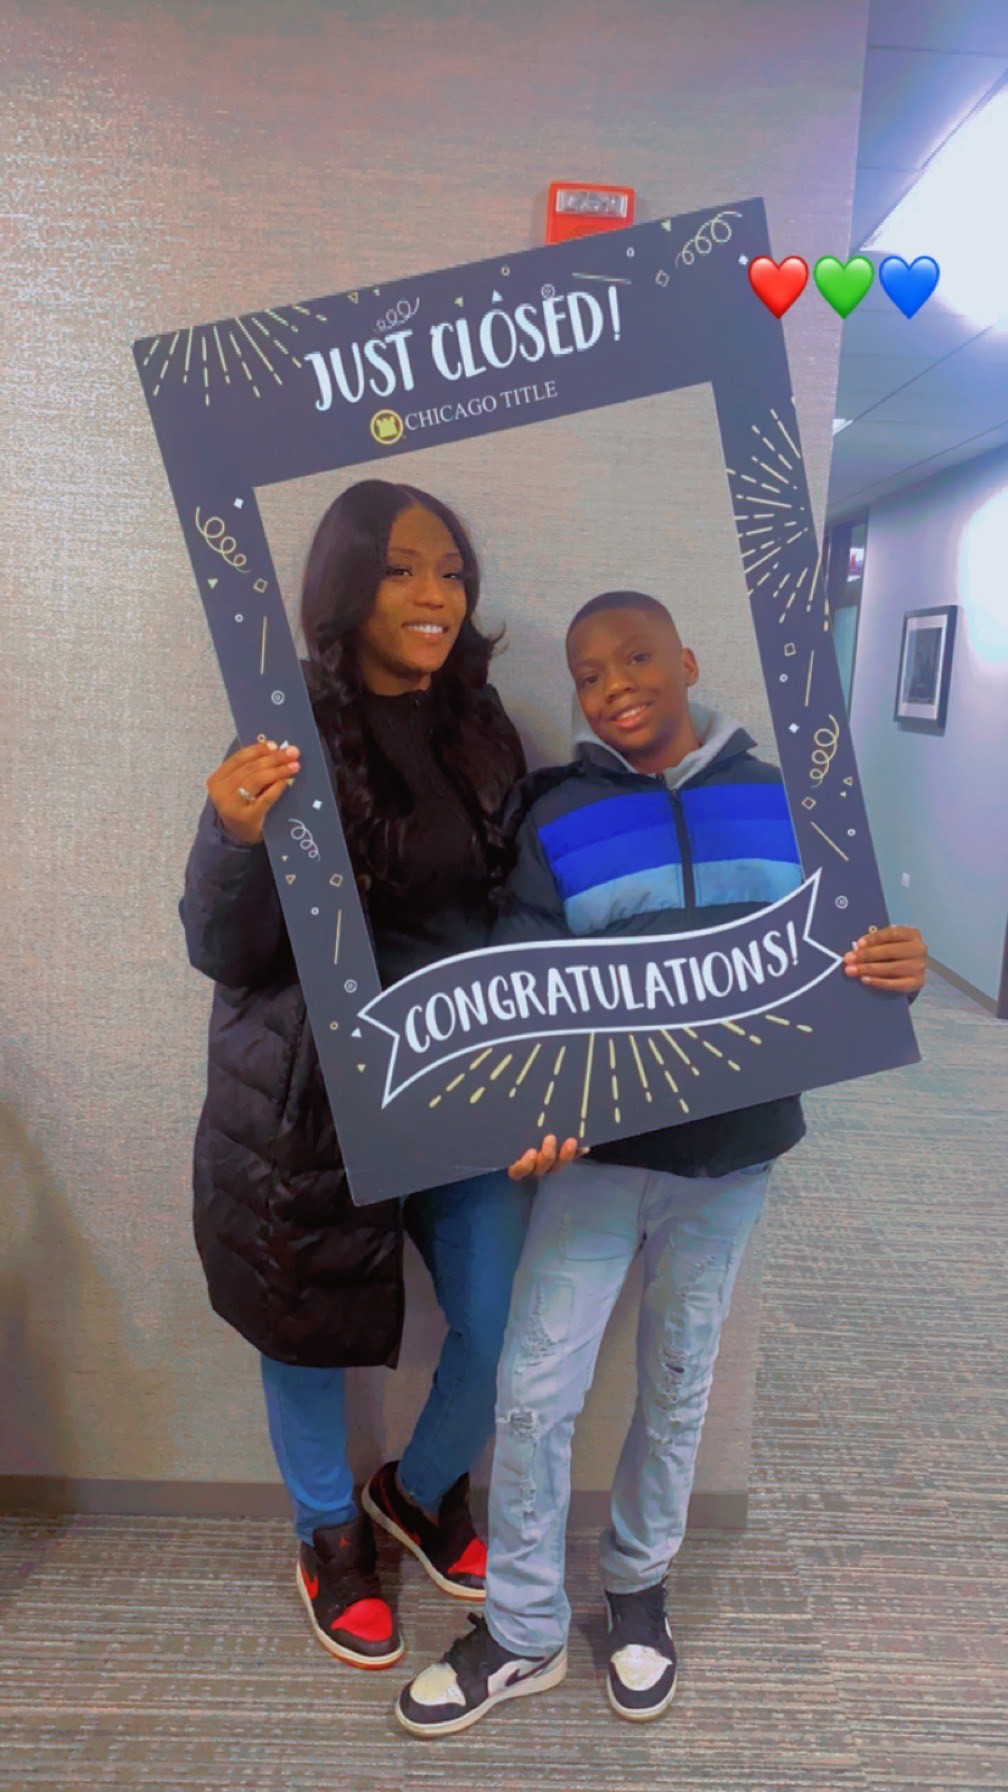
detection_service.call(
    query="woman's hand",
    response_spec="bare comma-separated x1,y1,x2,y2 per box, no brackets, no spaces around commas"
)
208,741,301,846
508,1134,582,1181
843,924,927,993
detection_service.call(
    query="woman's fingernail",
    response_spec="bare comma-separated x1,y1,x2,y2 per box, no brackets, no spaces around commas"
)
267,740,278,749
285,746,299,758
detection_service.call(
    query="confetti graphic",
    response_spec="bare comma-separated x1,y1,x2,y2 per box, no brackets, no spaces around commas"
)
809,715,840,786
674,208,743,268
194,509,248,571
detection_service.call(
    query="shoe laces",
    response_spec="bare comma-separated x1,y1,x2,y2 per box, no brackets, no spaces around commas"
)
437,1471,471,1518
607,1581,669,1651
312,1520,382,1607
444,1613,506,1684
434,1476,479,1563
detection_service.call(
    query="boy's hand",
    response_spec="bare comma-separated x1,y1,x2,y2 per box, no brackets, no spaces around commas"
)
843,924,927,993
508,1134,582,1181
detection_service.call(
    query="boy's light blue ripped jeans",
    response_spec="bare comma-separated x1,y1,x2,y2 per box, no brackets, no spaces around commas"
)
484,1156,771,1658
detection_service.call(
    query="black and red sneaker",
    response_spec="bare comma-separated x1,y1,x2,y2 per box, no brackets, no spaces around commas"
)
296,1514,404,1669
362,1461,487,1600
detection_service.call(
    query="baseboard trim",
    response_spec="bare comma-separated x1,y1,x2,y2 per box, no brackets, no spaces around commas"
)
0,1476,747,1532
928,956,1001,1016
0,1477,295,1520
568,1489,747,1530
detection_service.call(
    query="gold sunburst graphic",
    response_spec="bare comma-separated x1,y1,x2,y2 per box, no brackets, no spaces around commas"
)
143,303,330,406
420,1015,813,1142
727,408,828,632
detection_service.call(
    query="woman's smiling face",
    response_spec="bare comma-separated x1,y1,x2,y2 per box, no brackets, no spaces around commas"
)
356,504,468,694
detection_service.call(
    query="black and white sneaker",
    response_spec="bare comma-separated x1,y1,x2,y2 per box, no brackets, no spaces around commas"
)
604,1582,678,1721
396,1613,567,1737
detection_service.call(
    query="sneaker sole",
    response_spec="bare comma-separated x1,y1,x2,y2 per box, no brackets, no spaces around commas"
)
395,1651,568,1737
295,1562,405,1670
606,1671,678,1723
362,1483,486,1603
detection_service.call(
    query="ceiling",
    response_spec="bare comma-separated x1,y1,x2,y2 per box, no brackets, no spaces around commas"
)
826,0,1008,519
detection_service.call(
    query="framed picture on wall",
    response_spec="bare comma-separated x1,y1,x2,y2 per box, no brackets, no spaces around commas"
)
846,529,865,586
895,605,957,732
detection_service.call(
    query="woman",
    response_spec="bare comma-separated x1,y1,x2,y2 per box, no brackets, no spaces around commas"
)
181,479,574,1670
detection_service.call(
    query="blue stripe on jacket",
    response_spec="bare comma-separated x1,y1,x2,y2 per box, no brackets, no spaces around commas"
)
537,792,680,899
566,865,685,933
680,783,798,860
682,783,801,908
535,779,802,930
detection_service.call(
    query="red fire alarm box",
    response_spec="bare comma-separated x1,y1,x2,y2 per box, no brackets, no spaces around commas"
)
546,181,635,245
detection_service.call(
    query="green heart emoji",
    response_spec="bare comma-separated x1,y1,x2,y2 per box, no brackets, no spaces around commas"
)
813,255,874,317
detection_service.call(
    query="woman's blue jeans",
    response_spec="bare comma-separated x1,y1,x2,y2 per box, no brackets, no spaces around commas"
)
260,1171,532,1544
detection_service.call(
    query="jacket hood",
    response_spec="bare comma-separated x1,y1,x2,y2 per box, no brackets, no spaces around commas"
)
571,695,756,788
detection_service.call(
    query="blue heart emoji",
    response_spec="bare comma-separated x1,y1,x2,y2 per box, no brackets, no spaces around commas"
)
878,255,940,318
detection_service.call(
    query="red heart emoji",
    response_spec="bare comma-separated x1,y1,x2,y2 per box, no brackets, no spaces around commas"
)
748,256,809,318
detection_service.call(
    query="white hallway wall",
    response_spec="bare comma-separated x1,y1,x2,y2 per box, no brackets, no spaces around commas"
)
2,0,866,1498
851,447,1008,1004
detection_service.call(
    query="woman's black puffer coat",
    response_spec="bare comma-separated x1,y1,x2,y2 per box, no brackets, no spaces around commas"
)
180,683,524,1368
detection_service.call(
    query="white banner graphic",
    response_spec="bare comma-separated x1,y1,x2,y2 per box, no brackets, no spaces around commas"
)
361,874,841,1106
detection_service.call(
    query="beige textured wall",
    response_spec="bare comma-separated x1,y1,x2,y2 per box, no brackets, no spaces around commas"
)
258,383,777,766
2,0,867,1498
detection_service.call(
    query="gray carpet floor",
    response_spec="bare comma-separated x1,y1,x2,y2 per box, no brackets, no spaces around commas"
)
1,976,1005,1790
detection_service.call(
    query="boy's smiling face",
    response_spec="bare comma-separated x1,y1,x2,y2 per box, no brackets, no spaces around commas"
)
566,603,700,774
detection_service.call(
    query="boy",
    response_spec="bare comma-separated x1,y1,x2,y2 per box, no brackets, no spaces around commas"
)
396,591,927,1735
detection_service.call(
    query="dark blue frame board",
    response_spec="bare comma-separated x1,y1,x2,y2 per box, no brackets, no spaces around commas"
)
135,198,919,1204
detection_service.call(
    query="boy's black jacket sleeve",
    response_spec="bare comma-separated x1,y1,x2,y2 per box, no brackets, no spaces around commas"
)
493,782,571,945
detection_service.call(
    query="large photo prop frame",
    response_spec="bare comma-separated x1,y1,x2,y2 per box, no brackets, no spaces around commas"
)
135,198,919,1205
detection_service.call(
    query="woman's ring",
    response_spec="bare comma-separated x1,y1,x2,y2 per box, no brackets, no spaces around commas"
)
237,786,256,803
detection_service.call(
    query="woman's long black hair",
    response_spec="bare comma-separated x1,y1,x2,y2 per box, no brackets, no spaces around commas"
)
300,478,522,888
